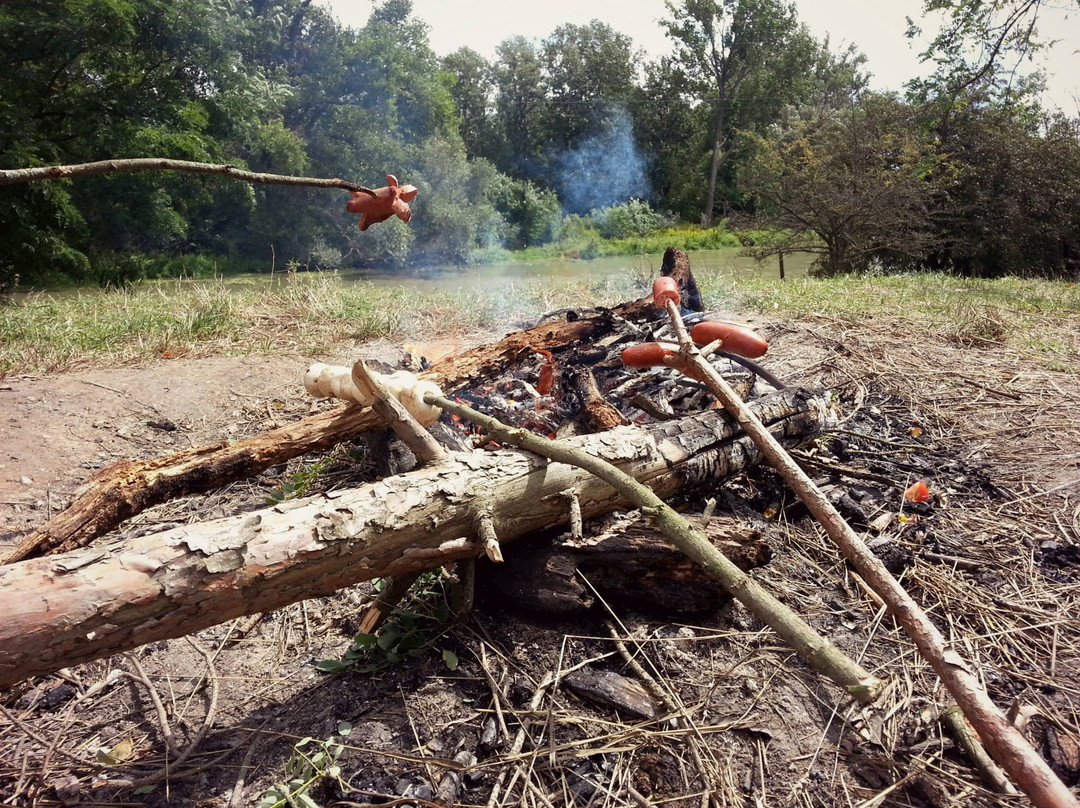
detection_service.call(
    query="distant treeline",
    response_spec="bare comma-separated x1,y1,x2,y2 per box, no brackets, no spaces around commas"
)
2,0,1078,287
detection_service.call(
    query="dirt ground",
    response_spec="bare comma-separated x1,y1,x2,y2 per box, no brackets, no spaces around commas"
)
1,311,1079,808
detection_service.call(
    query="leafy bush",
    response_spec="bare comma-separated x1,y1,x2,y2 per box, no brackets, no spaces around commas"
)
349,216,415,268
588,199,676,240
407,138,505,264
485,174,562,249
554,214,601,245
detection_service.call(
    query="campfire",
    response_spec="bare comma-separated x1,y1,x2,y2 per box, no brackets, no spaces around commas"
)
1,248,1075,806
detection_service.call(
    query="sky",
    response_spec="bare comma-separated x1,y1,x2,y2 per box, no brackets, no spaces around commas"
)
323,0,1080,112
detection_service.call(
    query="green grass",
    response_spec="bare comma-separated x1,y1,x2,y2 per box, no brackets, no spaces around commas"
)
510,223,784,261
3,268,1077,377
0,272,641,376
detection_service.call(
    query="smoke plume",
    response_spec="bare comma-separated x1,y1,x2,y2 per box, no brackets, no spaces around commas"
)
557,108,649,215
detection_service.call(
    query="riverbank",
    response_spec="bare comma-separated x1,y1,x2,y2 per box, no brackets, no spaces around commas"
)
3,269,1078,378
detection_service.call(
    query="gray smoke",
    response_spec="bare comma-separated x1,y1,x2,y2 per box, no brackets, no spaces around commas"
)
557,108,649,215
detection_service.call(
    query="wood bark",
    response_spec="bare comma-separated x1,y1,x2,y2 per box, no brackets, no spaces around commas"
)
0,388,828,687
570,366,629,432
3,249,701,565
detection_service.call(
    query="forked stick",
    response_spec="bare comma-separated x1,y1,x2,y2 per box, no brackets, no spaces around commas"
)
660,298,1076,808
425,392,883,703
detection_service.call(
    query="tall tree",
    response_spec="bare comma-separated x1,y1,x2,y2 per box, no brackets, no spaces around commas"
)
442,48,495,159
662,0,816,226
540,21,638,151
491,36,549,177
633,58,710,217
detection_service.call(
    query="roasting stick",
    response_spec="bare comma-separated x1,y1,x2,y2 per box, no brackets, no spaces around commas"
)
350,361,446,634
423,391,883,703
660,298,1075,808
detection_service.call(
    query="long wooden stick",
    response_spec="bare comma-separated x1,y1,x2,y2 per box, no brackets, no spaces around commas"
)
661,299,1078,808
425,393,883,704
0,158,375,194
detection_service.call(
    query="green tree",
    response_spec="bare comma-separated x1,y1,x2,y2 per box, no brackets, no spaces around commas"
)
905,0,1069,103
926,101,1080,277
485,175,562,249
540,21,639,151
632,58,710,218
744,94,942,275
662,0,822,225
0,0,263,284
408,138,504,263
442,48,496,159
491,36,549,178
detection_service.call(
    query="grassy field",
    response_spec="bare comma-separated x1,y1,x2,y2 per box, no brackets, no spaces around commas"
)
716,272,1080,370
0,273,639,376
2,268,1078,377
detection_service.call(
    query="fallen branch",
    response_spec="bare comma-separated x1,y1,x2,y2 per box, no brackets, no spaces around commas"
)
660,298,1078,808
0,158,375,195
426,393,882,703
3,248,701,564
943,705,1019,795
0,388,826,686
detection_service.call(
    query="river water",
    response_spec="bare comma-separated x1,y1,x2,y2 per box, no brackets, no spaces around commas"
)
336,248,810,293
13,248,810,301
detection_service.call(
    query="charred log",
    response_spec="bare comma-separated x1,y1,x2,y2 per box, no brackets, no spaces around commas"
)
3,250,702,564
478,512,770,616
0,387,830,687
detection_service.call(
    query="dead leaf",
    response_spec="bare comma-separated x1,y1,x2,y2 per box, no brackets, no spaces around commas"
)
97,736,134,764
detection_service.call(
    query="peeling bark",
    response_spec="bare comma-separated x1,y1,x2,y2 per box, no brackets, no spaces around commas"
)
0,388,830,687
3,248,701,564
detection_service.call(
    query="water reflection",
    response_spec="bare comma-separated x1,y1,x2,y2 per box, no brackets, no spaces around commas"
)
338,248,811,293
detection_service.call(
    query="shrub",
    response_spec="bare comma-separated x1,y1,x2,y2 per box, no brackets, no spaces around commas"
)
485,174,562,249
588,199,677,240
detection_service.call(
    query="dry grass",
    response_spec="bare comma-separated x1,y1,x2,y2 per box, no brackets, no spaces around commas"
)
0,273,641,378
2,280,1079,807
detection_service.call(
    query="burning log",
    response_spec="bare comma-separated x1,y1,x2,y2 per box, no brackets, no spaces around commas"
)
2,249,703,564
570,365,628,432
0,388,829,687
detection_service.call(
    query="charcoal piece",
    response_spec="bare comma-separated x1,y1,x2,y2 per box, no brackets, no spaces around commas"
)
564,668,657,720
478,513,769,616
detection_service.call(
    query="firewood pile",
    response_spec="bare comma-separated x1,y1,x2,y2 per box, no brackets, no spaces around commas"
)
0,248,836,687
2,248,1077,807
369,307,762,459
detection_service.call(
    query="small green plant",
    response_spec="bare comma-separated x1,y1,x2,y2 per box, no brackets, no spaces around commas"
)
255,726,351,808
265,456,335,505
315,574,460,674
588,199,677,240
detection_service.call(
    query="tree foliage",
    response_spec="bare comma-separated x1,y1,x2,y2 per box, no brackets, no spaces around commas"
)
744,94,943,275
905,0,1067,103
660,0,844,225
1,0,1078,287
926,101,1080,277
